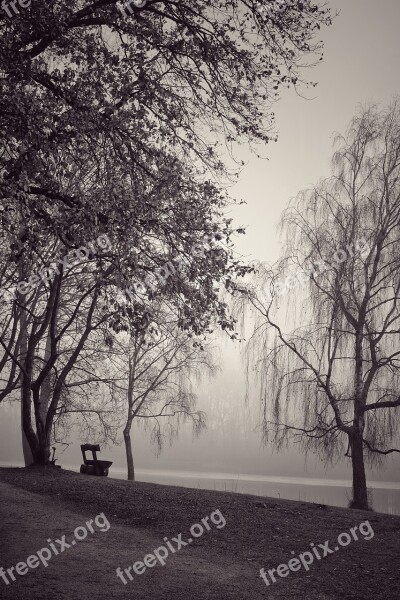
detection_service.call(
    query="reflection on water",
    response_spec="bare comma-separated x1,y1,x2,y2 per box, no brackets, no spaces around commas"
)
107,467,400,516
2,462,399,515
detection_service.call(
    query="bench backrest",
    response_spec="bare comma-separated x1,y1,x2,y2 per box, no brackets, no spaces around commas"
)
81,444,101,465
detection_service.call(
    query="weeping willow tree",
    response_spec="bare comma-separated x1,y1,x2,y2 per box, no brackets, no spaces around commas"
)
238,100,400,510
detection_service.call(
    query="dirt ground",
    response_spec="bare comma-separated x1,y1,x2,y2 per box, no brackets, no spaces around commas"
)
0,467,399,600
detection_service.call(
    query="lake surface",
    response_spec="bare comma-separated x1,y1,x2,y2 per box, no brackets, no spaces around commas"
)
117,468,400,515
26,465,400,515
4,461,397,516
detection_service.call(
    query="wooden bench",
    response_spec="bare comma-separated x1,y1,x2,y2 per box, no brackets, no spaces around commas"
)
79,444,112,477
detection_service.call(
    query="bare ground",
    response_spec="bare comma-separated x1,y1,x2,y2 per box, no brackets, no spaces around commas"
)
0,466,399,600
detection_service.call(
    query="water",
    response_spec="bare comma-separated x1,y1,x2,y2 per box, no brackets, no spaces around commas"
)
67,465,400,516
2,460,399,516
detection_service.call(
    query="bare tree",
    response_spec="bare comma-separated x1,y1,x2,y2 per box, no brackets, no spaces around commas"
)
108,305,215,481
238,100,400,510
0,235,121,464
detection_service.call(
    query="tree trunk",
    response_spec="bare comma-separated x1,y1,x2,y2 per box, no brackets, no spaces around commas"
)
124,426,135,481
19,289,49,465
350,328,369,510
21,350,40,463
20,308,35,466
349,431,369,510
34,424,51,465
125,356,135,481
33,329,53,466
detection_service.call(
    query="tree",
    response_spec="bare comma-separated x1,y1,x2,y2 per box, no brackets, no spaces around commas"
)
0,1,332,245
0,174,239,465
0,234,126,464
0,198,231,465
238,100,400,510
0,0,332,328
0,0,332,463
108,307,213,480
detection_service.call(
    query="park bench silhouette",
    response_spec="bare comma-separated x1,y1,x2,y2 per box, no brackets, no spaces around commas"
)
79,444,112,477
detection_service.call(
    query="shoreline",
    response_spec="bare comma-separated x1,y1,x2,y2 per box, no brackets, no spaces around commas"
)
1,462,399,517
2,461,399,489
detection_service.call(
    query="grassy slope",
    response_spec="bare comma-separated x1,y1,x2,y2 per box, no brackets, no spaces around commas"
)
0,467,399,600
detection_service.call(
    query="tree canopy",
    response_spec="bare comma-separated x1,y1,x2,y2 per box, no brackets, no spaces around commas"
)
1,1,332,329
0,0,332,464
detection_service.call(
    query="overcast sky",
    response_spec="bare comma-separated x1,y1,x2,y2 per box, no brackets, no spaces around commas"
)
229,0,400,265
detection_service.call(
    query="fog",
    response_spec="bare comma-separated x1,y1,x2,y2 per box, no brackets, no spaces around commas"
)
1,339,399,485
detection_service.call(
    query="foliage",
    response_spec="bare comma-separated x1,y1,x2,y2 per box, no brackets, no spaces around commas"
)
0,0,331,331
0,0,331,462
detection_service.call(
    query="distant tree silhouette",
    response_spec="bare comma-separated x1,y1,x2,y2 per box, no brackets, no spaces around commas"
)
239,100,400,510
106,305,214,480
